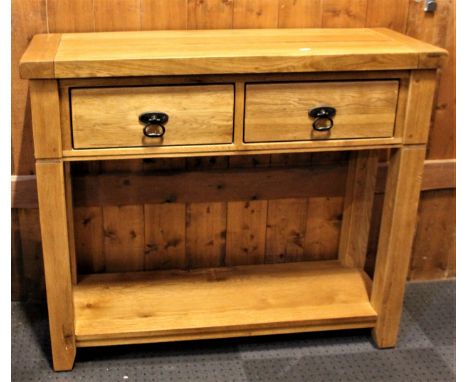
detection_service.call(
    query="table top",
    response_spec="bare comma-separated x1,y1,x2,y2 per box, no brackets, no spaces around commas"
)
20,28,447,79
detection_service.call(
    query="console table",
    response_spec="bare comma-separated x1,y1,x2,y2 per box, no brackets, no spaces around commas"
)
20,28,446,371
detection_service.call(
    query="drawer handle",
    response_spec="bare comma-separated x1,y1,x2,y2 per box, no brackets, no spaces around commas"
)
309,107,336,132
139,112,169,138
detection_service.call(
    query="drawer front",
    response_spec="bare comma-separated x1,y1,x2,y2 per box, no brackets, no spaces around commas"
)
71,84,234,149
244,81,399,143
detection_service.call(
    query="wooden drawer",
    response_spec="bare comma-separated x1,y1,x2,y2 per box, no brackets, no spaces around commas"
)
71,84,234,149
244,81,399,143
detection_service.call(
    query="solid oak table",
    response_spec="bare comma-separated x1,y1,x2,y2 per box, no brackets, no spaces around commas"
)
20,28,446,371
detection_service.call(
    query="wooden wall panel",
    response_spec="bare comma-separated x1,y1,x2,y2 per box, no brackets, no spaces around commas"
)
47,0,94,33
11,0,456,301
188,0,234,29
278,0,322,28
410,189,456,280
94,0,141,31
366,0,409,32
11,0,47,176
406,0,455,159
322,0,367,27
142,0,188,30
233,0,279,28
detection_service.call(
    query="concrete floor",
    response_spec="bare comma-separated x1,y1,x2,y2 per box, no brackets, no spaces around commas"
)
12,279,455,381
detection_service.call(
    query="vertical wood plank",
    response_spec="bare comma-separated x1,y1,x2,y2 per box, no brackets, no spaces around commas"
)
74,207,105,273
186,202,227,268
339,150,379,268
12,208,45,301
185,155,228,268
304,196,343,261
233,0,279,28
94,0,141,31
188,0,234,29
103,206,145,272
365,0,408,32
322,0,368,27
47,0,95,32
406,0,455,158
278,0,322,28
12,0,48,175
144,203,186,270
36,161,76,371
226,200,268,265
141,0,188,30
410,189,456,280
265,198,308,263
371,146,426,348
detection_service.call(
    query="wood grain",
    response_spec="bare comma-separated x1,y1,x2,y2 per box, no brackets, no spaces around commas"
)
339,150,379,268
233,0,279,28
304,196,343,261
74,207,104,273
12,0,47,175
71,85,234,149
72,165,347,206
47,0,94,33
20,29,447,79
74,261,376,346
11,208,45,301
103,206,145,272
403,70,438,143
144,203,186,270
226,200,268,265
322,0,367,27
266,198,308,263
410,189,456,280
29,80,62,158
35,161,76,370
186,202,227,268
93,0,141,32
278,0,322,28
188,0,234,29
141,0,187,30
244,81,399,142
365,0,409,33
371,146,426,348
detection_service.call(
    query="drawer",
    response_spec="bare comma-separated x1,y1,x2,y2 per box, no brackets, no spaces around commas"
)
244,81,399,143
71,84,234,149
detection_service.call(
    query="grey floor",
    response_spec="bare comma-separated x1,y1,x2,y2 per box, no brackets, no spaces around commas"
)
12,280,455,382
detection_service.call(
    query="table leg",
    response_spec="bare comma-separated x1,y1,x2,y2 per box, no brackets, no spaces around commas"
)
371,146,426,347
36,160,76,371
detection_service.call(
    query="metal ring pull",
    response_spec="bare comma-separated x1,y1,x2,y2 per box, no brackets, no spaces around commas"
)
139,112,169,138
308,106,336,132
143,123,166,138
313,117,334,131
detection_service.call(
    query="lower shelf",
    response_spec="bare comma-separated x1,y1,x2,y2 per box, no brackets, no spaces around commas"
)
73,261,377,347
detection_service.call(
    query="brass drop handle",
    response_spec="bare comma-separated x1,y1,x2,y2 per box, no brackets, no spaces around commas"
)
139,112,169,138
309,107,336,132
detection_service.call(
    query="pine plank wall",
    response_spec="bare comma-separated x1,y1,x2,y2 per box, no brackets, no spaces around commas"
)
11,0,455,301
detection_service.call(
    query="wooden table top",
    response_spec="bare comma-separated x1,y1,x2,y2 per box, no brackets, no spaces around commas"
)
20,28,447,79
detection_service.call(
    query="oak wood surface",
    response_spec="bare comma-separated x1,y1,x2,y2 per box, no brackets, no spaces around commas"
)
29,80,62,158
71,84,234,149
12,0,456,310
74,261,376,346
244,81,398,142
19,28,446,79
11,159,455,209
35,161,76,371
339,150,378,268
371,146,426,348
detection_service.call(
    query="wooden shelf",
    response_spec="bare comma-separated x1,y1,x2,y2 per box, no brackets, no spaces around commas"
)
73,261,377,347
